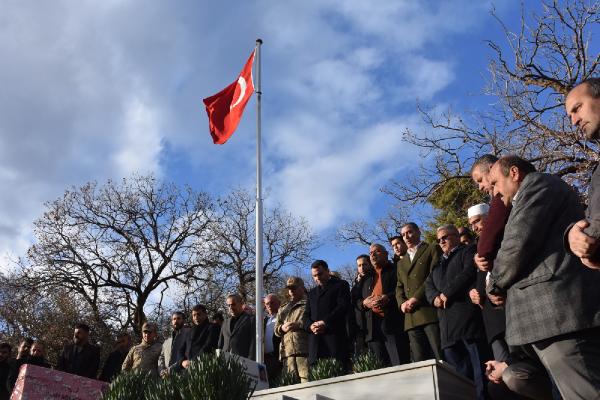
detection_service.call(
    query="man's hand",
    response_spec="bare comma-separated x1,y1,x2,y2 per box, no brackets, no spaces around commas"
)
400,297,418,313
568,220,598,258
282,321,298,333
433,296,444,308
488,293,505,306
485,360,507,384
182,360,190,369
374,294,390,309
474,253,490,272
362,296,376,309
469,288,482,306
310,320,326,334
580,257,600,270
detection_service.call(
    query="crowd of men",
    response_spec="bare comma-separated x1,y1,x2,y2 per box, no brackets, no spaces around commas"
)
1,79,600,399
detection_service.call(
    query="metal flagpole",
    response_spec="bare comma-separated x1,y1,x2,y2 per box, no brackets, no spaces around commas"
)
254,38,264,364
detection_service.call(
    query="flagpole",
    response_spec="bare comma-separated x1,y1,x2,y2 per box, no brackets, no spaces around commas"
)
254,38,264,364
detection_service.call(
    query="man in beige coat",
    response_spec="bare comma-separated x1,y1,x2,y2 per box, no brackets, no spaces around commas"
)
122,322,162,377
274,276,309,382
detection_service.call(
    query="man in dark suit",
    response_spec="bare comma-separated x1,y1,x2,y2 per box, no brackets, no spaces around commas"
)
303,260,351,368
349,254,371,357
158,311,189,377
56,323,100,379
0,343,11,400
488,155,600,399
219,294,256,360
426,224,488,400
395,222,443,362
359,244,409,366
565,78,600,270
178,304,219,370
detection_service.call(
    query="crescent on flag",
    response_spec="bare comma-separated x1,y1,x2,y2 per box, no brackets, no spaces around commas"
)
203,50,255,144
230,77,247,110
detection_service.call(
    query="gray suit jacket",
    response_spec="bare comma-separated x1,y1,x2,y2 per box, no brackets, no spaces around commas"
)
488,172,600,346
218,312,256,360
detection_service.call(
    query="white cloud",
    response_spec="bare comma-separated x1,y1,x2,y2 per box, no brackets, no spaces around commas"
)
0,0,498,263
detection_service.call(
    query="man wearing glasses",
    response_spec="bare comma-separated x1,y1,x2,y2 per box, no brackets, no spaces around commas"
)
426,224,487,400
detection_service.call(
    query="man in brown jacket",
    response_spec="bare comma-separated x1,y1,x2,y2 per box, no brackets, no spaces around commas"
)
122,322,162,377
274,277,309,382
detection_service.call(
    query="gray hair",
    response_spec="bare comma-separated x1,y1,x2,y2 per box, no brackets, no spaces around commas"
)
436,224,459,235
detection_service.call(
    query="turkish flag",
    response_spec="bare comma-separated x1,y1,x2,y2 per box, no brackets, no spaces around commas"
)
203,51,255,144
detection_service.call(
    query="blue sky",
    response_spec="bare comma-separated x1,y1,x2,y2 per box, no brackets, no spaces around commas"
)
0,0,520,272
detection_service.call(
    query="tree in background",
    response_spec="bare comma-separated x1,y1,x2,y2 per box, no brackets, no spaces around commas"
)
385,0,599,212
25,175,215,334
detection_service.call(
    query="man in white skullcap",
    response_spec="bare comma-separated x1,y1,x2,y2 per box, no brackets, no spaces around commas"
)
468,203,490,235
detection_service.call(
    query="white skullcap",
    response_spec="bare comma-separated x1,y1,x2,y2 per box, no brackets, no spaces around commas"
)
468,203,490,218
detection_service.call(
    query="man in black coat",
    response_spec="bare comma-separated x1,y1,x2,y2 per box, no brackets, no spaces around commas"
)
303,260,351,368
7,342,51,393
56,323,100,379
219,294,256,360
99,333,132,382
178,304,219,370
358,244,409,366
426,225,488,400
349,254,371,358
0,343,11,400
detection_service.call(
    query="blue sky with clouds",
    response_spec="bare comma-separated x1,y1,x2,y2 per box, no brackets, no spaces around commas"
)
0,0,520,271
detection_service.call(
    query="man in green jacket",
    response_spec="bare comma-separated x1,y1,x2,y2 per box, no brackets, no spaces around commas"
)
395,222,443,362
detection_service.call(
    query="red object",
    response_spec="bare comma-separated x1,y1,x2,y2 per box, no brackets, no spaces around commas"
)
203,51,255,144
10,364,107,400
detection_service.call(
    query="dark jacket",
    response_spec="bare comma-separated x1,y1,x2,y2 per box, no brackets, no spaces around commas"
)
489,172,600,345
395,242,441,330
474,270,506,344
56,342,100,379
0,361,10,400
177,319,219,368
303,276,351,365
359,261,404,341
425,245,484,349
99,349,128,382
219,312,256,360
349,275,367,341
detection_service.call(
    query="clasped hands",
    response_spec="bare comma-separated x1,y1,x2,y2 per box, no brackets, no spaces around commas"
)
310,320,326,335
363,294,389,311
569,220,600,270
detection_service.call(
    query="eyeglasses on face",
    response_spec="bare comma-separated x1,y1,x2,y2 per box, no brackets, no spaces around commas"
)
437,234,456,243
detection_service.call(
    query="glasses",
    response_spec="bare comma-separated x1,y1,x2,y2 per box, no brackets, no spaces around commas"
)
437,234,455,243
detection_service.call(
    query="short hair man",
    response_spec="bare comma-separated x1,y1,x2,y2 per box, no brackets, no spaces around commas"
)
158,311,189,377
178,304,220,370
426,225,487,400
211,312,224,327
275,277,309,382
122,322,162,377
56,323,101,379
0,342,12,400
349,254,371,357
359,244,410,366
99,333,132,382
395,222,443,362
218,294,256,360
263,294,282,381
565,78,600,269
389,236,407,264
487,155,600,399
303,260,351,368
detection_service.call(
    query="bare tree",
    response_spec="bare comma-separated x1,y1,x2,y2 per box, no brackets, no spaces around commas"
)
26,175,215,333
207,189,317,303
385,0,600,206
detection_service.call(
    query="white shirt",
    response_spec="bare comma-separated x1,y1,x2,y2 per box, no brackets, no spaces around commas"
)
265,314,277,354
407,242,424,261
